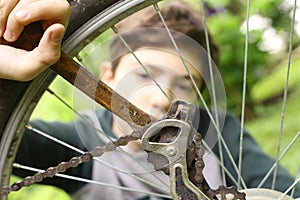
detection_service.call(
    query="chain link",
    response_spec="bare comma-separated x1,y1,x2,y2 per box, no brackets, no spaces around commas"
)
191,133,246,200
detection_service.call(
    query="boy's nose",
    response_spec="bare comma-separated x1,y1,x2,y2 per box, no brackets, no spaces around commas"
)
150,85,175,116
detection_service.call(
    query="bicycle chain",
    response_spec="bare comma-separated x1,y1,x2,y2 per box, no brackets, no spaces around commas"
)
190,133,246,200
0,130,142,196
0,127,245,200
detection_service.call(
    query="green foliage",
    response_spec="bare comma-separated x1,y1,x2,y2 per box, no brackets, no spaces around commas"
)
251,58,300,103
208,12,268,116
78,30,113,76
206,0,298,117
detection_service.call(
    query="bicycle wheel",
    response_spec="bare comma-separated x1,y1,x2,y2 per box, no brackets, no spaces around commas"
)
0,0,299,199
0,0,163,199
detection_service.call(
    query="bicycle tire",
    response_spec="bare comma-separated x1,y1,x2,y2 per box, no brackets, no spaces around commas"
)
0,0,162,199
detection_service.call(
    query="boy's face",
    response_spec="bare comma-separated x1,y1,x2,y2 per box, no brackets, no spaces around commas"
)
102,48,201,120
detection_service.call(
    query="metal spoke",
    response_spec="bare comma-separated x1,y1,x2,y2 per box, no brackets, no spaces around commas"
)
110,26,172,103
258,131,300,188
12,163,172,199
272,0,298,189
280,177,300,199
46,88,105,135
199,0,225,186
289,167,300,198
202,141,243,188
237,0,251,190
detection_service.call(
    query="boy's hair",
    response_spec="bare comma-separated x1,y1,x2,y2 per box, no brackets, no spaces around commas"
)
109,0,219,74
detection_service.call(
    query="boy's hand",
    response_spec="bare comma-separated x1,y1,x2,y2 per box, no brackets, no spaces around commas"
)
0,0,70,81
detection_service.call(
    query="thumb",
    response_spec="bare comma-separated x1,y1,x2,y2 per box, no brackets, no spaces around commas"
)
19,23,66,80
33,23,65,66
0,23,65,81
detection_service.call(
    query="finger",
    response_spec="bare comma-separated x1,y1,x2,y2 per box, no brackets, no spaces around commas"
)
2,0,29,42
0,0,19,36
4,0,70,42
0,23,65,81
17,0,70,26
4,0,69,41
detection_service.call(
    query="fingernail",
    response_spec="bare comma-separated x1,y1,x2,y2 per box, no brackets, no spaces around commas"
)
4,29,13,41
15,9,29,19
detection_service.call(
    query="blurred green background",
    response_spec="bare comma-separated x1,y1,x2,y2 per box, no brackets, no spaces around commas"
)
8,0,300,199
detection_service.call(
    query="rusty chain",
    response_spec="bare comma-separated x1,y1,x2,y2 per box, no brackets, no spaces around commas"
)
191,133,246,200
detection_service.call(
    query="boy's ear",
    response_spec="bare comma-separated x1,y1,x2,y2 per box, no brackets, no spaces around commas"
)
99,62,114,85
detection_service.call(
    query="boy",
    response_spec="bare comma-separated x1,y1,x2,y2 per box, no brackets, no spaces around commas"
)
1,0,299,199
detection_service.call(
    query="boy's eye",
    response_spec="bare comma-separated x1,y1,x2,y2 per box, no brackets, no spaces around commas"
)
137,72,149,79
176,83,192,92
134,72,152,82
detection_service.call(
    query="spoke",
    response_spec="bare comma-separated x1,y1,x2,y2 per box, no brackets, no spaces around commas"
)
153,2,198,92
26,124,84,153
258,131,300,188
12,163,172,199
199,0,225,186
290,167,300,198
236,0,251,190
110,26,172,103
153,2,247,189
47,88,103,133
25,125,169,193
202,141,244,188
272,0,297,189
280,177,300,199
